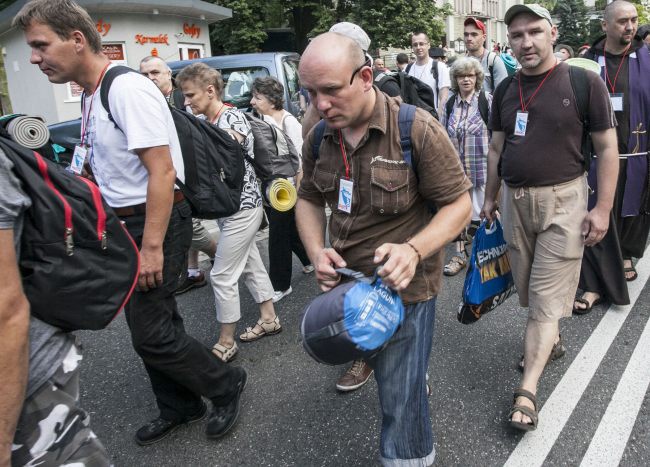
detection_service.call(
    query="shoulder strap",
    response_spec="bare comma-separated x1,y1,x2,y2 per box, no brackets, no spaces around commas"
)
405,63,412,74
431,60,439,87
478,90,489,126
99,65,135,130
568,65,592,170
172,87,185,110
398,103,417,169
568,65,590,127
312,119,327,160
311,104,416,171
487,51,496,90
492,74,515,116
445,93,456,126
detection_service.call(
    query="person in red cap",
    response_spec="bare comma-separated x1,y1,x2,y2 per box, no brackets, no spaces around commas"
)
464,17,508,93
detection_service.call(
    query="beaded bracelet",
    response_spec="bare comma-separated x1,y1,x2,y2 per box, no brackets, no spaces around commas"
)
405,240,422,264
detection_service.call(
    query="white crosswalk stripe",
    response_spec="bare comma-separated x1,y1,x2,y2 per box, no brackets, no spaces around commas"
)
504,244,650,467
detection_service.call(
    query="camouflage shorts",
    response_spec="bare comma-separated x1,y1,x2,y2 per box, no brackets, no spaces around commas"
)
12,344,112,467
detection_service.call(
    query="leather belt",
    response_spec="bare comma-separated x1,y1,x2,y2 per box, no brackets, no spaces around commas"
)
113,191,185,217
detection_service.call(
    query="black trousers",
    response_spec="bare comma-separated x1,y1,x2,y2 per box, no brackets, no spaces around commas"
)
265,206,311,291
122,200,238,422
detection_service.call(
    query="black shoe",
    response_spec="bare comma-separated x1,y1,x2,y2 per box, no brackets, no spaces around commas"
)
175,270,207,295
206,368,248,439
135,401,208,446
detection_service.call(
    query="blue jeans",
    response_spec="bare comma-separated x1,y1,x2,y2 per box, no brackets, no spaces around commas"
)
368,298,437,467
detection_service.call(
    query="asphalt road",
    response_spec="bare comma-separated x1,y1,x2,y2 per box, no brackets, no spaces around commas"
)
76,232,650,467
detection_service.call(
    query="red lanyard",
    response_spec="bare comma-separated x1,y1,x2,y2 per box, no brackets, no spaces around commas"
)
518,61,558,112
604,41,630,93
338,130,350,179
80,62,110,146
210,102,228,124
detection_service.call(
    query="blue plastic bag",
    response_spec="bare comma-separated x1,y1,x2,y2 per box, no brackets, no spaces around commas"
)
459,219,516,324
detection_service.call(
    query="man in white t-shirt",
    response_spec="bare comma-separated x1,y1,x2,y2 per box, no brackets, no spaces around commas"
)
406,31,450,112
18,0,247,447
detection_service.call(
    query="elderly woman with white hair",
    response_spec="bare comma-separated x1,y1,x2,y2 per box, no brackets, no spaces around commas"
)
440,56,492,276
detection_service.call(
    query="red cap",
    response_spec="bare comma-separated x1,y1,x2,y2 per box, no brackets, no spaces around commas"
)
464,17,486,35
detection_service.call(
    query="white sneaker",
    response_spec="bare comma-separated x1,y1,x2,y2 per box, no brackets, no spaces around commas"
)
302,265,315,274
272,287,292,303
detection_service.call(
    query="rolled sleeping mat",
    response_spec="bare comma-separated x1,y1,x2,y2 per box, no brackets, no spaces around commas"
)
0,114,50,149
301,270,404,365
266,178,297,212
565,57,601,75
500,53,519,76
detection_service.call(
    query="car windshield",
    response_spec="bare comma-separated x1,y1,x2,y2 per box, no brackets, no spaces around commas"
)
221,67,270,108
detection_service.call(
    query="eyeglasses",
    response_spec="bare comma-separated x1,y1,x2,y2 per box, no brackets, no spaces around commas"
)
349,58,371,85
458,74,477,79
412,42,429,48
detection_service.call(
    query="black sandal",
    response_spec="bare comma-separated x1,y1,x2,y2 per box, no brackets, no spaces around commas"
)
624,263,638,282
509,388,538,432
573,295,604,315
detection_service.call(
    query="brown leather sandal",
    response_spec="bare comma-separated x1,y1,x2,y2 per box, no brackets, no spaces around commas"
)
509,388,538,432
443,254,467,276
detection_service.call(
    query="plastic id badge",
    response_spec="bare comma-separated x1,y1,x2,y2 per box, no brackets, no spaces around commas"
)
70,145,88,174
338,178,353,214
514,111,528,137
609,93,623,112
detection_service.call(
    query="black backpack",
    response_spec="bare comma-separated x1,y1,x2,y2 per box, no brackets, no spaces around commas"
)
375,71,439,119
242,111,301,181
492,65,592,170
0,133,140,331
444,90,490,127
97,66,245,219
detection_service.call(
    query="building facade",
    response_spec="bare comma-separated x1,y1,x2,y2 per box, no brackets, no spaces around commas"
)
0,0,231,124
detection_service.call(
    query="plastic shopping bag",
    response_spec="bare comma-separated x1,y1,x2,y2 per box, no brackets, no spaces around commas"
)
458,218,516,324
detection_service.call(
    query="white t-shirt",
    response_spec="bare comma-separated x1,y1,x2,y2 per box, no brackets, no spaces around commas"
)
84,65,184,207
407,58,451,111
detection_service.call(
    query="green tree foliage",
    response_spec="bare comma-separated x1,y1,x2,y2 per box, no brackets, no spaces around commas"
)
209,0,452,55
209,0,268,54
556,0,589,49
350,0,453,50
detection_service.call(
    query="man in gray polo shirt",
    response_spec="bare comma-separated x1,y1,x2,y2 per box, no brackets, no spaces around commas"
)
464,17,508,93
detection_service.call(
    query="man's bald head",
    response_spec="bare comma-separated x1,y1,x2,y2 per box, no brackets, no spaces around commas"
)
602,0,638,50
139,55,173,95
302,32,365,72
604,0,636,22
299,32,375,131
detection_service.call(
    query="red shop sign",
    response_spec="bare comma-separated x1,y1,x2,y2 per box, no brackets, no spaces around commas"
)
135,34,169,45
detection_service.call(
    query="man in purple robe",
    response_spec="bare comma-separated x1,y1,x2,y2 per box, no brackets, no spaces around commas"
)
576,0,650,313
